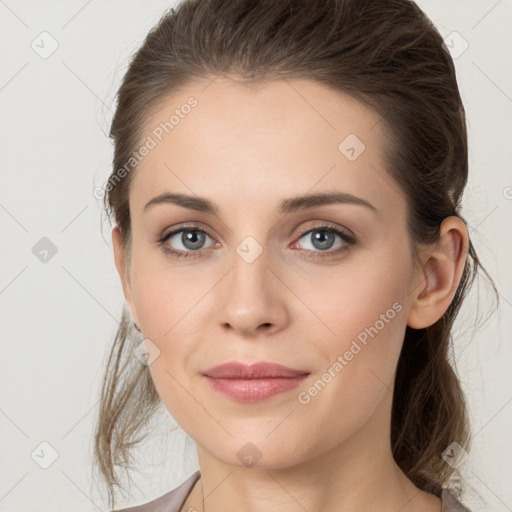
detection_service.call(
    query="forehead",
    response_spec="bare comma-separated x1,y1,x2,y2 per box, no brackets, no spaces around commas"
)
130,76,404,221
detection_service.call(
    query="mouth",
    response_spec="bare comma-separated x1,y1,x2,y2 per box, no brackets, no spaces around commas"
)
201,361,311,402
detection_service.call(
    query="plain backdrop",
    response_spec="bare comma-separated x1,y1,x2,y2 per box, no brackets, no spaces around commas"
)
0,1,511,511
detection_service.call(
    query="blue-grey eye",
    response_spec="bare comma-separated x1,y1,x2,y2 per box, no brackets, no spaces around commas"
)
166,229,214,252
297,228,347,252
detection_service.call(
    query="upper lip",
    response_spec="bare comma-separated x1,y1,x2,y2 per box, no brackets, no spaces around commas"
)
202,361,310,379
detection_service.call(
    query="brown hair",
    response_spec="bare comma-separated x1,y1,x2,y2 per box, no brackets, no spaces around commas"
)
93,0,500,508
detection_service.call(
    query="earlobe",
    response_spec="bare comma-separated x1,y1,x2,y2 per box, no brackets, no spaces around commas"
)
407,217,469,330
112,225,139,325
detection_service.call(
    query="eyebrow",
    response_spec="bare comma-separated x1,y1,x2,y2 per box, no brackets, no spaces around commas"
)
143,191,378,216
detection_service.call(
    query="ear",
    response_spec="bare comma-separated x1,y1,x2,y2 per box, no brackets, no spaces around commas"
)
112,225,139,326
407,216,469,330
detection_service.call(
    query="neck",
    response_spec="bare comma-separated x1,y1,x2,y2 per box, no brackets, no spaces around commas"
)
180,394,441,512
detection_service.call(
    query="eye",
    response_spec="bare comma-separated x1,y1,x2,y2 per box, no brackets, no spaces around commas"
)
158,227,218,259
157,222,356,260
291,223,356,259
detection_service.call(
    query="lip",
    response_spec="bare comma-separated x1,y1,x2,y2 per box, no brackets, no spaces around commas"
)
202,361,309,379
201,361,310,403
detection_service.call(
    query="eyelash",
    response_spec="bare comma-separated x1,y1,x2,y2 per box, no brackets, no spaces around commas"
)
157,222,356,261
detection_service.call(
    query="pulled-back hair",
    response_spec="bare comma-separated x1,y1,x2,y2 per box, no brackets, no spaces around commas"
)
93,0,499,508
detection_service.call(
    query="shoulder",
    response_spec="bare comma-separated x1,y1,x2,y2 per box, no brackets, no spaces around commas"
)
441,488,472,512
112,470,200,512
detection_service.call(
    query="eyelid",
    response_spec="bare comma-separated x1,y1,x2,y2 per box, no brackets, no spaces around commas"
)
159,224,218,249
294,221,356,243
160,221,212,239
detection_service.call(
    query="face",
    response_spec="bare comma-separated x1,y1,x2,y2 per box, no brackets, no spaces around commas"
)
114,76,423,469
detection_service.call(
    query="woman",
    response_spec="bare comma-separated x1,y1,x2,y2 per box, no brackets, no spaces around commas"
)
93,1,499,510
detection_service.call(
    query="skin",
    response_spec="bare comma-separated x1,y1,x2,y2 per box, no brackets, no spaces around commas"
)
112,76,469,512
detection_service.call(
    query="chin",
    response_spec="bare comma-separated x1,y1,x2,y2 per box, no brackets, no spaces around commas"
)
199,432,311,470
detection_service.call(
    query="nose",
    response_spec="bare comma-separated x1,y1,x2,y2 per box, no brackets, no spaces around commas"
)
217,248,289,338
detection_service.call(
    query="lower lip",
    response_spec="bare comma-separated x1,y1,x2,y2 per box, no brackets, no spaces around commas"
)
202,375,309,402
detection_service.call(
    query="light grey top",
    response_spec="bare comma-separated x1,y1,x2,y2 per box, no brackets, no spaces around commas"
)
113,470,472,512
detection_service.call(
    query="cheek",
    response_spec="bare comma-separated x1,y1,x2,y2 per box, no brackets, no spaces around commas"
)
146,355,192,428
129,260,211,423
299,249,411,390
304,249,410,346
300,254,411,422
129,245,211,337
